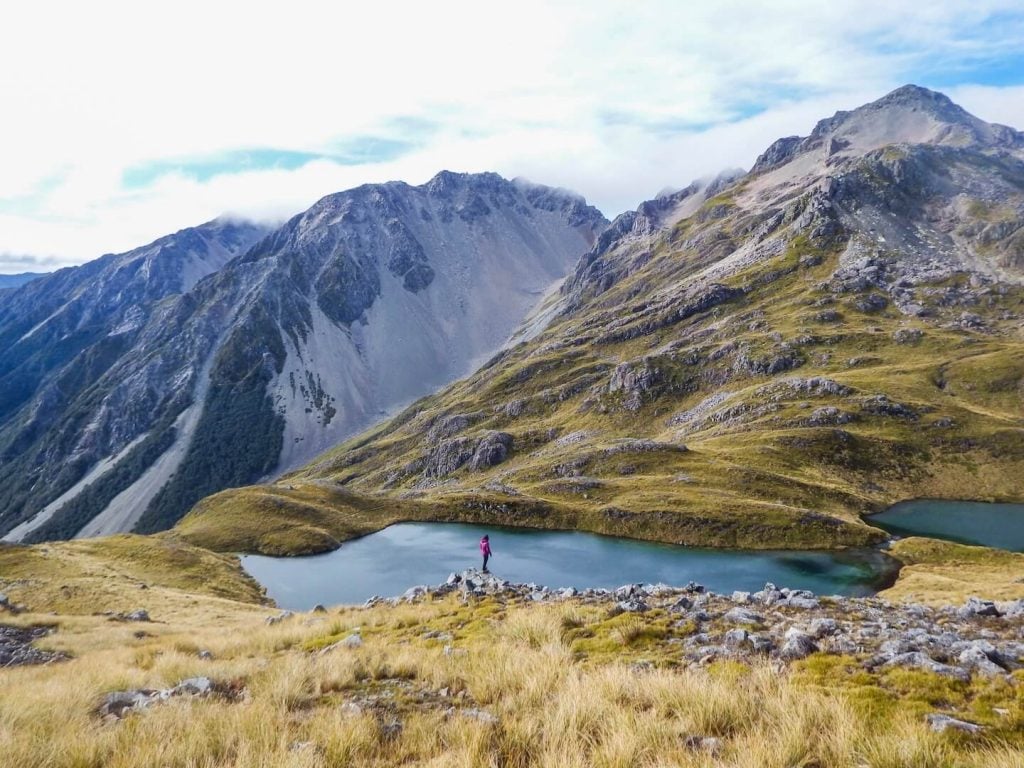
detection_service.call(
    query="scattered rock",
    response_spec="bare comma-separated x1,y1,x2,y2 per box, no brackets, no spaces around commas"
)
98,676,237,719
854,293,889,313
265,610,294,626
107,609,151,623
351,570,1024,683
859,395,918,420
893,328,924,344
683,735,723,755
461,707,499,724
807,406,856,426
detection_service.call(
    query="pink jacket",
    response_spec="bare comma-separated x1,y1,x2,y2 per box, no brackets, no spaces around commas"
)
480,538,491,556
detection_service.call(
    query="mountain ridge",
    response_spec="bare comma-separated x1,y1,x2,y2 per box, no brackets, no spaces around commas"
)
0,172,605,542
181,85,1024,555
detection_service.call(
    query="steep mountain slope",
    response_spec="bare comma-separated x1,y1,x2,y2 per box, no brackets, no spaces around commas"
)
0,273,46,290
0,173,604,542
0,219,272,541
192,86,1024,552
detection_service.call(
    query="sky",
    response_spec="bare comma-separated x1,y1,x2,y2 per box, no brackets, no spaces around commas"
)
2,1,1024,272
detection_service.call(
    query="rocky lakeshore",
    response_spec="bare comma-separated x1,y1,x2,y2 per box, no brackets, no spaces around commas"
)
366,570,1024,691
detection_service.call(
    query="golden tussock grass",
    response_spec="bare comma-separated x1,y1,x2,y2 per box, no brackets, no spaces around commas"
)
2,596,1022,767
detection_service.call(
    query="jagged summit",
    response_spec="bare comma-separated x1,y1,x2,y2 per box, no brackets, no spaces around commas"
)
753,84,1024,174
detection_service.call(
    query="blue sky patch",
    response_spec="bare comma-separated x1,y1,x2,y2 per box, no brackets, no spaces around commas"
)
122,136,419,189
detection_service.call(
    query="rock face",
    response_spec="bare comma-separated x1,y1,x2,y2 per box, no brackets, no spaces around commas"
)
0,173,605,541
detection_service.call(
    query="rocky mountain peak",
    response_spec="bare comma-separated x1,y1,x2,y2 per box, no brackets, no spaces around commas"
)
0,170,606,543
753,84,1024,175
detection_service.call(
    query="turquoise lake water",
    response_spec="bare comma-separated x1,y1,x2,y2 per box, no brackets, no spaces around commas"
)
241,522,898,610
869,499,1024,552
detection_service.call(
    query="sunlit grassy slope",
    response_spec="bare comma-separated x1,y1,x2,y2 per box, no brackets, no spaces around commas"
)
883,537,1024,605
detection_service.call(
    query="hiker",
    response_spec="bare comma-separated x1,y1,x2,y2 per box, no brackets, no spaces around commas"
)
480,535,492,572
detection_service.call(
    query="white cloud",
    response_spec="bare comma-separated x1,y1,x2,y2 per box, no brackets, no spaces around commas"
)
1,0,1022,265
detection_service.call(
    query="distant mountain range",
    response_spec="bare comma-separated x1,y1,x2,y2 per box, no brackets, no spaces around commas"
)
0,174,605,542
195,85,1024,552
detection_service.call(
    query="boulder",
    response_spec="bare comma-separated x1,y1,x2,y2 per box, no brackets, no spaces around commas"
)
809,618,838,638
173,677,214,696
882,652,970,682
958,647,1004,676
926,714,983,734
668,596,693,613
402,586,429,602
999,599,1024,618
785,596,820,610
723,607,764,626
752,583,784,606
724,628,750,649
617,598,650,613
779,629,818,660
958,597,1001,619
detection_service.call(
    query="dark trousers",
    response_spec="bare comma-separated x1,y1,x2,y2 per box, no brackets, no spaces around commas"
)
482,553,490,571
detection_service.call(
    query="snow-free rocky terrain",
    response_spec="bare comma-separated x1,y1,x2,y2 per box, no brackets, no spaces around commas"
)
191,85,1024,554
0,174,605,542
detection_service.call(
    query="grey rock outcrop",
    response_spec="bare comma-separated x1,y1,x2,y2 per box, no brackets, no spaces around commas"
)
99,676,238,719
423,431,514,479
0,624,68,667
